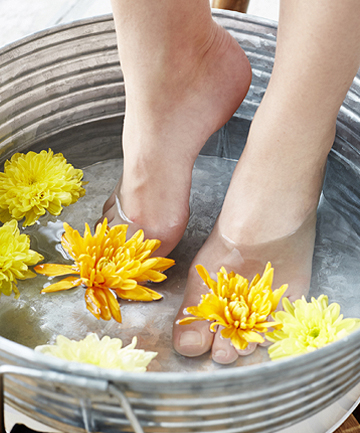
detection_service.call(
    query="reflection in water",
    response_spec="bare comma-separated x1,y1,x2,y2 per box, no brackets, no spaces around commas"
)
1,149,360,372
0,298,52,347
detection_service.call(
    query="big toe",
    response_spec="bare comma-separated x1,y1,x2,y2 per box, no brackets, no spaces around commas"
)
173,267,214,357
173,322,213,357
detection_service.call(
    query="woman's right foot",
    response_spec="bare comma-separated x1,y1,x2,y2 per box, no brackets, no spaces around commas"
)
172,96,336,364
98,23,252,256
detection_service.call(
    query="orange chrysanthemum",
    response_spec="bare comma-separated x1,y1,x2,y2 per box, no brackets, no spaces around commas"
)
35,219,175,322
179,262,288,350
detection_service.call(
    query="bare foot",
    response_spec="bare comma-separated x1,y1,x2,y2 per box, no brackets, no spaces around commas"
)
172,213,317,364
173,100,335,364
98,23,251,257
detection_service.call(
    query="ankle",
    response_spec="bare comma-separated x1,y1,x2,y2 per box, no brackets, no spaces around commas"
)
219,115,332,245
125,22,250,111
251,94,337,155
122,19,217,94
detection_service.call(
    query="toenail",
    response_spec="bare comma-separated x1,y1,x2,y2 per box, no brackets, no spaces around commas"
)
179,331,202,347
237,343,256,356
214,350,227,359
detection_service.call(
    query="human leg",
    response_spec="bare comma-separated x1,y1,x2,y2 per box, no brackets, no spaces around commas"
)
173,0,360,363
100,0,252,257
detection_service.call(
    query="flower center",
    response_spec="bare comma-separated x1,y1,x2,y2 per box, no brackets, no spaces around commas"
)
308,328,320,339
26,174,38,185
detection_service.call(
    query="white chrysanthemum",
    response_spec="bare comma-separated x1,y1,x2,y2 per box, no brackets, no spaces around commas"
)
35,333,157,372
266,295,360,360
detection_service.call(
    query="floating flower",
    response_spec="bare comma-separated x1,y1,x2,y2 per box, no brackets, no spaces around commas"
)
35,333,157,372
35,219,175,322
266,295,360,360
0,219,43,298
179,262,288,350
0,149,86,227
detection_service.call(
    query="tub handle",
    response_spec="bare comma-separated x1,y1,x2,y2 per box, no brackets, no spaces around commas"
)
108,383,144,433
0,364,108,433
0,365,144,433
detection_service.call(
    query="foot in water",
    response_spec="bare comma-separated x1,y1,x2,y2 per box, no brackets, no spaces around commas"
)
97,22,252,257
102,0,360,365
172,0,360,363
172,97,335,364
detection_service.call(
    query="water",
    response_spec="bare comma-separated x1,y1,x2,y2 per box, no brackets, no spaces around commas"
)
1,154,360,373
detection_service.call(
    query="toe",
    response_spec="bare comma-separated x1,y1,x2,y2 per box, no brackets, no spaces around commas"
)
173,320,214,357
173,265,215,357
236,342,257,357
212,328,238,364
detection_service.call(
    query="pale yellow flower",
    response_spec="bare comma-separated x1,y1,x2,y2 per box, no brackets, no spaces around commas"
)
179,262,288,350
0,219,43,298
35,333,157,372
266,295,360,360
35,219,175,322
0,149,86,227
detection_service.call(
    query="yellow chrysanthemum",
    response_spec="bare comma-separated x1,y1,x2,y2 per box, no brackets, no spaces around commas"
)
35,219,175,323
266,295,360,360
0,219,43,298
35,333,157,372
0,149,86,227
179,262,288,350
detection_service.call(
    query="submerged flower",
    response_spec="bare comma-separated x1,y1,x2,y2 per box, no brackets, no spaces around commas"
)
0,219,43,298
266,295,360,360
35,219,175,322
35,333,157,371
0,149,86,227
179,262,288,350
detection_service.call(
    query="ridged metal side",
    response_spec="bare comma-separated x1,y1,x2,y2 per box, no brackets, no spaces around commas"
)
0,16,124,161
1,333,360,433
1,11,360,433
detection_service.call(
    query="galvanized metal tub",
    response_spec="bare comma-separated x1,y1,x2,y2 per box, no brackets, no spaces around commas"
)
0,10,360,433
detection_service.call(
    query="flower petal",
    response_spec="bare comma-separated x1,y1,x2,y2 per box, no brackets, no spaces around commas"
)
35,264,78,277
116,285,162,301
41,276,82,293
178,317,205,325
135,270,167,283
103,289,122,323
196,264,217,293
94,289,112,321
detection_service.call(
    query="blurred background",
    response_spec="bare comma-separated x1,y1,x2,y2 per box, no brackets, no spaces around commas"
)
0,0,279,48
